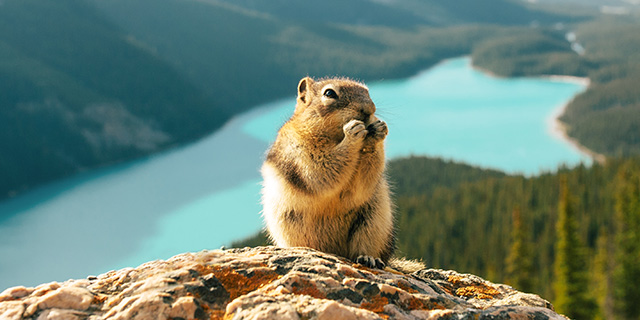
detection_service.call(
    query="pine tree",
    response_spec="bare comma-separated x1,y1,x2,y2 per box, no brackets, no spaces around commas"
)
505,207,534,293
591,228,613,320
613,162,640,320
553,177,597,320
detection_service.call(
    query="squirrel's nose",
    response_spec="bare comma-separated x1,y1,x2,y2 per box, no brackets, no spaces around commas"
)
361,102,376,117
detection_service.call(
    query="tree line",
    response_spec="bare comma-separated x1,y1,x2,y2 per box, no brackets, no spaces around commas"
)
390,156,640,320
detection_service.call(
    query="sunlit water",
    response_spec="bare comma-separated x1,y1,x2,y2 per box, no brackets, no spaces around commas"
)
0,57,589,289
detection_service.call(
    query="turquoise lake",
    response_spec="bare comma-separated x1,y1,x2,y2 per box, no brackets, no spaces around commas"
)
0,57,590,289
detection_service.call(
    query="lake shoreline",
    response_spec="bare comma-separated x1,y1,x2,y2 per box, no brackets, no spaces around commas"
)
549,100,607,164
469,59,605,165
541,77,607,164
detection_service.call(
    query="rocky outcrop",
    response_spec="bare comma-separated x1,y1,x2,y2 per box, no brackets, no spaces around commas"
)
0,246,566,319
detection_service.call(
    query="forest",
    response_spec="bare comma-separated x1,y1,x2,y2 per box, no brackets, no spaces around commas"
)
233,156,640,320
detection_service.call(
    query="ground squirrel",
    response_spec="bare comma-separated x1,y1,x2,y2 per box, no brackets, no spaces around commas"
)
261,76,395,269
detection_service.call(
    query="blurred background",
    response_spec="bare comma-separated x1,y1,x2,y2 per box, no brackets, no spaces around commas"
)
1,1,639,319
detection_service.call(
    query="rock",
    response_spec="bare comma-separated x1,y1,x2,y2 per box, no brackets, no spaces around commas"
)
0,246,567,319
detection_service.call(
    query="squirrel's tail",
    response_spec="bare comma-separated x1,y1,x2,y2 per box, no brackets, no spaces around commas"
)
387,257,426,274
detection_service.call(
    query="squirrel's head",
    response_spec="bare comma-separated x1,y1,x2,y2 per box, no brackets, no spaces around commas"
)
293,77,377,137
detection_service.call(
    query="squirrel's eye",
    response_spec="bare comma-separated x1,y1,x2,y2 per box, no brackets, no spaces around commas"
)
323,88,338,99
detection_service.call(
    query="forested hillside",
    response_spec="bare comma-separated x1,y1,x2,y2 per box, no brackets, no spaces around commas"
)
233,155,640,319
0,0,227,197
391,158,615,295
393,156,640,319
562,18,640,156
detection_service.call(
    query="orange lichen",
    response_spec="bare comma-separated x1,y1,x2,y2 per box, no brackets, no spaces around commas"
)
360,295,389,315
403,296,426,310
455,286,500,300
289,277,326,299
396,280,418,294
446,275,500,300
447,275,466,286
93,294,108,304
337,265,363,279
396,294,447,312
209,264,281,301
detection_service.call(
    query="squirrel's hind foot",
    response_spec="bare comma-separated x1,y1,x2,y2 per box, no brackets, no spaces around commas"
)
355,255,386,269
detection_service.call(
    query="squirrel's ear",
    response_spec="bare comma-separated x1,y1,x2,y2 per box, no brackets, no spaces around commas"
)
297,77,314,104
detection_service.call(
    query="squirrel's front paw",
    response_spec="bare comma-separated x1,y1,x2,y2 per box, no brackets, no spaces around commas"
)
344,120,367,140
367,120,388,140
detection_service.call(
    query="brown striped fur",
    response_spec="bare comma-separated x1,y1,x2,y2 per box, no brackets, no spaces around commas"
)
261,77,395,267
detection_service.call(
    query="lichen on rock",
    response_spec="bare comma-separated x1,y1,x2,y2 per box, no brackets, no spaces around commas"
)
0,246,566,319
